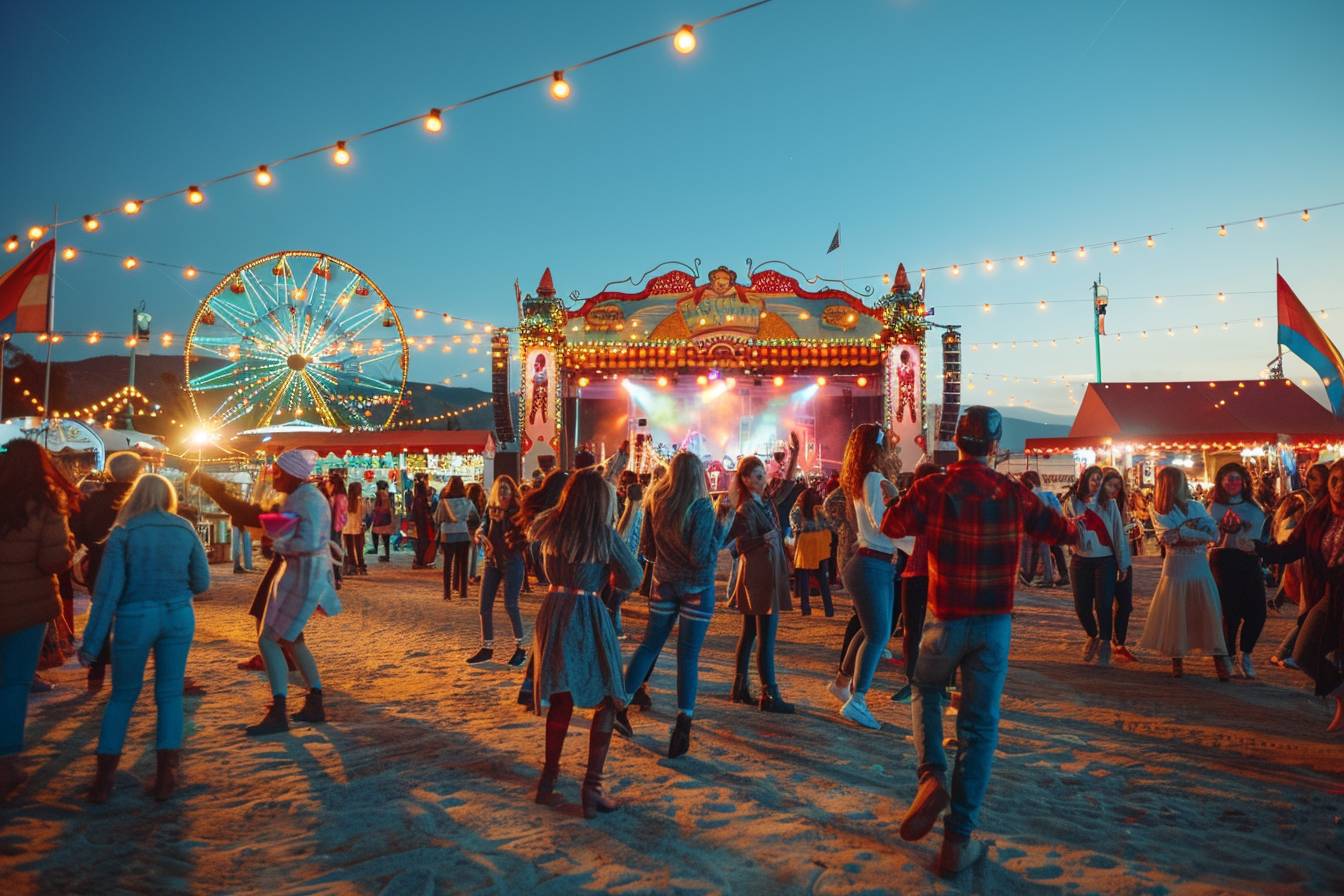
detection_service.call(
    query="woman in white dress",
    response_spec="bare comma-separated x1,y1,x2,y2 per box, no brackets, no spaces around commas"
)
1139,466,1231,679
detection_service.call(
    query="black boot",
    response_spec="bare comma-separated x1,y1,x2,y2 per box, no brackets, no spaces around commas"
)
759,683,796,714
291,688,326,723
152,750,180,801
581,714,619,819
245,696,289,736
630,684,652,711
668,712,692,759
613,706,633,739
730,673,755,704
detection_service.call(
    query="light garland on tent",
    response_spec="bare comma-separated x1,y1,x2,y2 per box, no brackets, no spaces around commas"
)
2,1,777,242
388,398,493,428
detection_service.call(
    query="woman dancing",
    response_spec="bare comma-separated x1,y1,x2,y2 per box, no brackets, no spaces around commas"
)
614,453,735,757
789,488,834,617
1101,471,1140,662
435,476,478,601
1064,465,1131,666
727,454,800,714
1207,462,1268,679
467,475,526,667
80,474,208,802
1138,466,1229,679
530,469,643,815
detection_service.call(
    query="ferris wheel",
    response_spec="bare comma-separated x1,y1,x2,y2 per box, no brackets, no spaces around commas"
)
184,250,409,431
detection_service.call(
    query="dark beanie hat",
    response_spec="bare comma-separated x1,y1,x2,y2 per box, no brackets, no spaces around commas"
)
955,405,1002,455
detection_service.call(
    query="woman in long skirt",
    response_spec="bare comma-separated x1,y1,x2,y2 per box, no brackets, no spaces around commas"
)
529,469,643,816
1139,466,1229,679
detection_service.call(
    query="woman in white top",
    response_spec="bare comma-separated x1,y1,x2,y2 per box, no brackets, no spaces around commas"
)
1064,465,1131,666
831,423,898,730
1139,466,1230,679
341,482,366,576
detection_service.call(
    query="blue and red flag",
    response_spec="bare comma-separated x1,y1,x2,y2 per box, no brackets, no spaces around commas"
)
1278,272,1344,417
0,239,54,333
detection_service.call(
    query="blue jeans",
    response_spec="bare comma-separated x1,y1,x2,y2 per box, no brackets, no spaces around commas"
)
623,582,715,714
912,613,1011,839
1070,555,1118,641
232,526,254,570
0,623,47,756
97,601,195,754
794,561,834,615
480,556,525,642
843,553,897,696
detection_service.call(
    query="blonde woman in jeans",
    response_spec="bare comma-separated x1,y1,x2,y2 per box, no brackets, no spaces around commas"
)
80,474,209,802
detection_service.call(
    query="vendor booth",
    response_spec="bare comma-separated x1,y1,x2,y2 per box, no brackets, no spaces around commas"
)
515,261,934,482
1023,379,1344,490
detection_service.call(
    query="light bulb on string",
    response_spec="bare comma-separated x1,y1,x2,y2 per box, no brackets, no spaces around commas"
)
1218,224,1227,237
183,266,198,280
1154,295,1163,304
255,165,273,186
6,235,20,252
61,247,76,261
122,256,138,270
1038,300,1047,311
881,273,890,285
1049,251,1057,264
550,71,571,100
333,141,351,165
1077,245,1086,259
425,108,444,133
950,264,960,276
673,24,696,54
83,215,99,232
1111,241,1120,254
1017,255,1026,267
187,186,204,205
1256,217,1266,229
1146,235,1155,248
1217,291,1226,302
1302,209,1311,222
123,199,142,216
983,259,993,272
27,225,45,240
982,303,991,313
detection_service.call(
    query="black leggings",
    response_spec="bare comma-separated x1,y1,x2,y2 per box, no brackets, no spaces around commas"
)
373,533,391,558
901,576,929,684
1113,573,1134,646
735,613,780,689
1070,555,1117,641
441,540,470,598
1210,549,1267,654
342,533,366,571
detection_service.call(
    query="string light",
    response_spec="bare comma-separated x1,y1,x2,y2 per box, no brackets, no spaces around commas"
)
983,259,993,272
1077,245,1086,259
1256,217,1266,229
1017,256,1026,267
881,273,890,285
1217,224,1227,237
1038,300,1047,311
333,141,351,166
61,247,77,261
550,71,571,100
950,264,960,276
187,186,204,205
424,108,444,133
1049,251,1057,264
673,24,697,54
83,215,99,232
4,235,18,252
255,165,273,186
123,199,142,216
183,266,198,279
982,303,991,313
1302,209,1311,222
27,226,45,240
1111,241,1120,253
1146,235,1155,248
122,256,138,270
1217,291,1225,302
1154,295,1163,304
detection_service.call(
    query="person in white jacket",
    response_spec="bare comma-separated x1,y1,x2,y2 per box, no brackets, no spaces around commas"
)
1064,465,1131,666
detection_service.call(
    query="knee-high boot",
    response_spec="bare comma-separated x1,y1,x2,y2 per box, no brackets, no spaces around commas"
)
581,702,619,818
537,695,572,805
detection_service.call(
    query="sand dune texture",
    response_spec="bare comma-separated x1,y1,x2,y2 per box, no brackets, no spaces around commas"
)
3,554,1342,895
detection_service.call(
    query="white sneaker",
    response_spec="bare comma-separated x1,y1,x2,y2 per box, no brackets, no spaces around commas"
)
881,647,893,660
827,679,852,705
841,693,881,730
1240,653,1256,679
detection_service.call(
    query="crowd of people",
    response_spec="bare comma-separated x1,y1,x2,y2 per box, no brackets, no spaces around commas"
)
2,406,1342,880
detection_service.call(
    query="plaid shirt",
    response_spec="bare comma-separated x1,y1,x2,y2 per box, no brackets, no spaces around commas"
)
881,460,1076,619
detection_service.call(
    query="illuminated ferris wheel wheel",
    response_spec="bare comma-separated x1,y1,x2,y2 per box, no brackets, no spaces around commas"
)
184,250,409,430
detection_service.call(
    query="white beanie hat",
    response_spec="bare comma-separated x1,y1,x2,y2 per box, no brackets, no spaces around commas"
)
275,448,319,480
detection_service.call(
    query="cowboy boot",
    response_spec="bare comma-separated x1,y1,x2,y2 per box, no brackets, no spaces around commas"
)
730,673,755,705
245,696,289,736
668,712,692,759
581,714,619,819
291,689,326,723
86,754,120,804
152,750,180,802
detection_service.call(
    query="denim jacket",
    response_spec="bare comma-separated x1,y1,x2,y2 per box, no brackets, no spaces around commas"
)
83,510,210,657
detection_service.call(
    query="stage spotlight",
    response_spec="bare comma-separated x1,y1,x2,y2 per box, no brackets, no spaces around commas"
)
772,376,784,387
856,376,868,387
816,376,827,387
696,374,708,386
657,375,669,388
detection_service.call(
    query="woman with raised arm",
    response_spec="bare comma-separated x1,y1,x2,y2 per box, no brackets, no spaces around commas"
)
1139,466,1229,679
467,476,526,667
1064,465,1131,666
529,468,643,816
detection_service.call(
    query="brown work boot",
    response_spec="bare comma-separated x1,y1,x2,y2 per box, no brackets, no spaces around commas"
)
936,837,987,877
899,774,949,842
152,750,180,801
86,754,120,804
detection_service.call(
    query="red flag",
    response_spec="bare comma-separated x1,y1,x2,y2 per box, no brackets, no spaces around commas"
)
0,239,54,333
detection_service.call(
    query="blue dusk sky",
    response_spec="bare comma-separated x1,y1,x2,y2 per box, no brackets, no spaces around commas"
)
2,0,1342,414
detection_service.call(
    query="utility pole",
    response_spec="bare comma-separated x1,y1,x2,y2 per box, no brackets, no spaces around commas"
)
126,302,151,429
1092,276,1108,384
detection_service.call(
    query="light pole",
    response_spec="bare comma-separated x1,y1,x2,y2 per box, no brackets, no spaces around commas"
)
1092,277,1108,383
126,303,151,429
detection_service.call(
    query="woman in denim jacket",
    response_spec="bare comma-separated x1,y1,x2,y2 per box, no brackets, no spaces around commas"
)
80,474,209,803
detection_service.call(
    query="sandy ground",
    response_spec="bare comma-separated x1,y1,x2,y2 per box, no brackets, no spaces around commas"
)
2,550,1342,895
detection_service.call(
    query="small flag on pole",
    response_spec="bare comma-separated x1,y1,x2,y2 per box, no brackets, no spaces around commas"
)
826,225,841,254
0,239,55,333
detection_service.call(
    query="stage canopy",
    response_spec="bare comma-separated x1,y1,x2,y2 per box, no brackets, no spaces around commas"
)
1024,379,1344,455
228,428,495,458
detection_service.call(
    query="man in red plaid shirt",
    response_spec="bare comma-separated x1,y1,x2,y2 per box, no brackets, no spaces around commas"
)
880,406,1077,877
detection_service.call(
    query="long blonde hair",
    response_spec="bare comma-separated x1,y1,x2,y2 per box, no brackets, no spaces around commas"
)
530,468,614,565
650,451,708,550
112,473,177,528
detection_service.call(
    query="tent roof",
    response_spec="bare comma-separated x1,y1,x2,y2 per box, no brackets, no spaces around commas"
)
228,428,495,458
1024,379,1344,454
